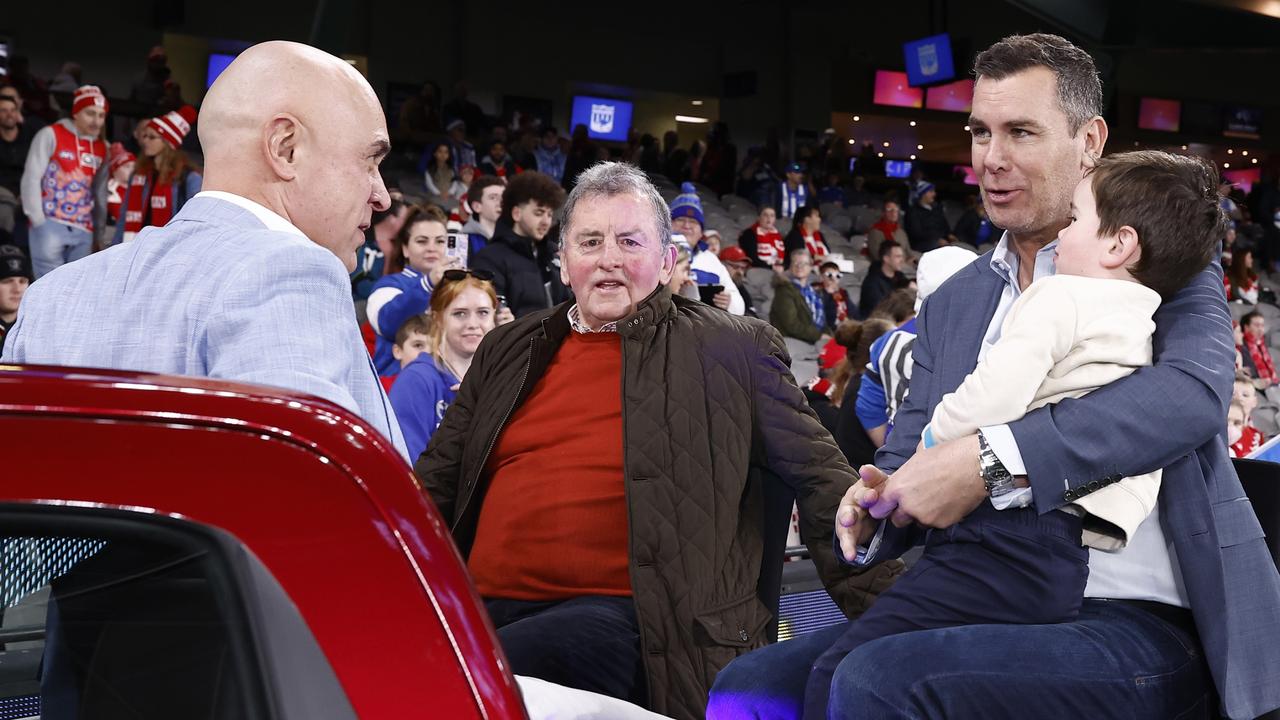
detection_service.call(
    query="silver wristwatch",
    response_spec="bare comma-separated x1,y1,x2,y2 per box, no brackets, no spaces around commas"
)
977,430,1018,498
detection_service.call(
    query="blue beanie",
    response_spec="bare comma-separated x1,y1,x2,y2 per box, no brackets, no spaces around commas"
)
670,182,704,227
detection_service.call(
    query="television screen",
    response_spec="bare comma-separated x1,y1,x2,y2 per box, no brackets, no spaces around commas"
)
207,53,236,89
1224,167,1261,195
925,79,974,112
1224,105,1262,139
570,95,633,142
885,160,913,179
903,33,956,87
872,70,924,109
1137,98,1181,132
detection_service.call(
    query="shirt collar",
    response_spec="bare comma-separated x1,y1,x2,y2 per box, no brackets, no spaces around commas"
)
567,304,618,334
989,230,1059,290
194,191,308,239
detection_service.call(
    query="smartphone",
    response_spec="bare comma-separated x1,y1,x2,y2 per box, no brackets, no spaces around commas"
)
446,232,469,268
697,284,726,305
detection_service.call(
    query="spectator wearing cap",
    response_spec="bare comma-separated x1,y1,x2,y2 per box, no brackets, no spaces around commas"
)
784,204,830,263
856,246,976,446
130,46,171,110
718,245,757,318
104,143,135,226
447,119,477,173
533,127,566,184
112,106,203,246
0,246,32,356
771,248,830,344
817,260,853,328
777,162,810,219
904,181,955,253
738,205,786,270
669,182,745,315
20,85,109,277
867,200,909,260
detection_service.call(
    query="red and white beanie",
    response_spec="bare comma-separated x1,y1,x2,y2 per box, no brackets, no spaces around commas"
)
107,142,135,175
71,85,108,116
148,105,197,149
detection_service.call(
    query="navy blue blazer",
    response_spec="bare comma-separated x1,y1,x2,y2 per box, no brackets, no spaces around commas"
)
866,254,1280,719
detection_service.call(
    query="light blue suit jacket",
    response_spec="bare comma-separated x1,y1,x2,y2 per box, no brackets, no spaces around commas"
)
2,195,408,460
865,255,1280,719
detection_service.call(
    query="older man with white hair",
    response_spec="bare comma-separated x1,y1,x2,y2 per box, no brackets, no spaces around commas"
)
416,161,901,720
2,41,407,458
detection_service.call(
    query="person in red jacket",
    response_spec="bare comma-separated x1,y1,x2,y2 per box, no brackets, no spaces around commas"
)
1241,310,1277,385
20,85,108,277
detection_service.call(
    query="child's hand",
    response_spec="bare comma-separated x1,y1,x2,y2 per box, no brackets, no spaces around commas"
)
836,465,891,561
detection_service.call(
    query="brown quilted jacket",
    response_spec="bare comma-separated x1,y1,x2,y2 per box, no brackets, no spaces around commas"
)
416,287,902,719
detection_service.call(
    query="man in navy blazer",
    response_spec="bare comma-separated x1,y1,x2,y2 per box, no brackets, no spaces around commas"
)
709,33,1280,720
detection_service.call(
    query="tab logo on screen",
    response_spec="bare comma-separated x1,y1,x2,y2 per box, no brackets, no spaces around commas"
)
916,42,939,77
590,104,615,135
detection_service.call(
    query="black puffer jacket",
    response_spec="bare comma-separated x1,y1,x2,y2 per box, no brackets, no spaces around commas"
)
469,220,571,318
417,286,903,719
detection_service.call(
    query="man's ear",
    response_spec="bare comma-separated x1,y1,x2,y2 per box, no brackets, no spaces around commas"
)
392,343,404,361
1081,116,1108,170
1101,225,1140,270
559,245,571,287
658,243,677,284
264,114,303,181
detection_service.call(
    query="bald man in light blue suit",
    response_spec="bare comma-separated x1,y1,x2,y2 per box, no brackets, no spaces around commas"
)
2,41,408,460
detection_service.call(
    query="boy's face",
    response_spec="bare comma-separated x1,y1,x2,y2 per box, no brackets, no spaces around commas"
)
1228,405,1246,446
1234,381,1258,415
393,331,431,368
0,276,28,316
1055,178,1109,278
475,185,504,224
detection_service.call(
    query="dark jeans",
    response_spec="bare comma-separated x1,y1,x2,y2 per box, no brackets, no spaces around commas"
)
485,595,646,706
803,504,1088,720
707,599,1213,719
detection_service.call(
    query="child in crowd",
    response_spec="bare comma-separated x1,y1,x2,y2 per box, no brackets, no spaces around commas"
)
1231,371,1265,458
0,246,32,356
1228,398,1262,458
378,313,432,393
806,150,1227,719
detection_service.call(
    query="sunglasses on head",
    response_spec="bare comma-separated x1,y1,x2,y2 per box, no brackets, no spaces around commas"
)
441,268,494,283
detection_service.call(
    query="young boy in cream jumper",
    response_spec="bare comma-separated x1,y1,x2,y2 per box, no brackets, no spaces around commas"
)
804,150,1227,719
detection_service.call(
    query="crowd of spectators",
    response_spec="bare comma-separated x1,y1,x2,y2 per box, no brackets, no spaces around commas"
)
5,36,1280,720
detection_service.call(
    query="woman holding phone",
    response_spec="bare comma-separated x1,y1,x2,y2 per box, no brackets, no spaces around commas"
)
368,204,510,375
390,270,506,460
